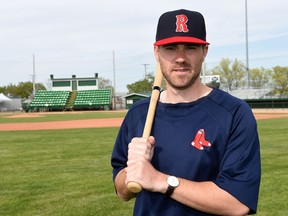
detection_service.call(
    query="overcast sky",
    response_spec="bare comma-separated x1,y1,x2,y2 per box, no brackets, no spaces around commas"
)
1,0,287,92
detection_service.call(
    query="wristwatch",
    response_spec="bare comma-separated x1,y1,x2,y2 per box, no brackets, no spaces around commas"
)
164,176,179,197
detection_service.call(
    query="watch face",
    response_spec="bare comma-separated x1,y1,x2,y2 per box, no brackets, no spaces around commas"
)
168,176,179,187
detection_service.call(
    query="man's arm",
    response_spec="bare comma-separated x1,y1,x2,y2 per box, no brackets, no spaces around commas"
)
114,169,136,201
171,179,250,216
122,136,250,215
115,162,249,215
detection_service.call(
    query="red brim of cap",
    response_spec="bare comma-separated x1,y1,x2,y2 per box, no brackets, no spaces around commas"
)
154,36,209,46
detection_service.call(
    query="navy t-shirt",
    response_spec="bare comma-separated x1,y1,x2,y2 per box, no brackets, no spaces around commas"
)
111,89,261,215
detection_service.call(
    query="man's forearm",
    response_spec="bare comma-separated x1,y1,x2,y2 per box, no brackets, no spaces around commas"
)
171,179,249,216
115,168,249,215
114,169,136,201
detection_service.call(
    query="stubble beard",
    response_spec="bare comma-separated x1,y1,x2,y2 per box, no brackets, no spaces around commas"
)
161,62,202,90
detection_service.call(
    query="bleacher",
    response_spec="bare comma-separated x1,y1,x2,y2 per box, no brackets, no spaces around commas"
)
28,89,112,112
29,90,70,111
73,89,112,110
229,88,273,99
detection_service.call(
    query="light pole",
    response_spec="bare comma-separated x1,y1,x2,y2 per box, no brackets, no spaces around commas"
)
113,51,116,110
142,64,149,79
32,54,36,97
245,0,250,88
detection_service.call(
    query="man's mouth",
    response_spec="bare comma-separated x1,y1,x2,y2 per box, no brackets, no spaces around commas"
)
173,68,189,72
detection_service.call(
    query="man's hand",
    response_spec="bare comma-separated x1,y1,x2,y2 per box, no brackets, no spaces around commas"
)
128,136,155,161
125,136,167,193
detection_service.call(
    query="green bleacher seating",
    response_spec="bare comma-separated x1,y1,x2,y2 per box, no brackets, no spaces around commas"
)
73,89,112,110
29,90,70,111
28,89,112,112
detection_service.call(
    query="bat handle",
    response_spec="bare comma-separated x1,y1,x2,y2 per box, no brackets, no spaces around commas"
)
127,181,142,193
126,63,162,194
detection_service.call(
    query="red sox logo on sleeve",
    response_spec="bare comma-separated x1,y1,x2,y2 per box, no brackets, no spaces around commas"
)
175,14,189,33
191,129,211,150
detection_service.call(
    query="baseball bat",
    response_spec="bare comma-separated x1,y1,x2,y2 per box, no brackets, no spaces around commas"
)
127,62,163,193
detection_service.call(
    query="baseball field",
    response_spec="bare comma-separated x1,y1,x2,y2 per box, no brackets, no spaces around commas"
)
0,109,287,215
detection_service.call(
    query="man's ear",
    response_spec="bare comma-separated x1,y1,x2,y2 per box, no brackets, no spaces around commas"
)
202,45,209,62
154,46,160,62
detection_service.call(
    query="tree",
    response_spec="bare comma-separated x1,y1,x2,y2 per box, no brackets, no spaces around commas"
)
271,66,288,98
232,59,246,89
5,84,17,97
15,82,34,99
211,58,246,91
98,77,113,89
250,67,270,88
127,73,155,94
0,82,46,99
0,86,7,95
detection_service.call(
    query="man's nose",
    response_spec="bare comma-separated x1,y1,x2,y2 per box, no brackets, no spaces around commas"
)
175,49,187,63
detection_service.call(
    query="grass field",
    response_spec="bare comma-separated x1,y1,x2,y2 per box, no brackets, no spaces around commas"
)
0,127,134,216
0,113,287,215
256,118,288,215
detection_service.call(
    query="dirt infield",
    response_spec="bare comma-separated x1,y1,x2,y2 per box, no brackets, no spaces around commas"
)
0,109,288,131
0,118,124,131
252,109,288,120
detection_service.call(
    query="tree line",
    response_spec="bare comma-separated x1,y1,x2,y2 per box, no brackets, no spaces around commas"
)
211,58,288,98
0,82,46,99
0,77,112,100
127,58,288,98
1,59,287,99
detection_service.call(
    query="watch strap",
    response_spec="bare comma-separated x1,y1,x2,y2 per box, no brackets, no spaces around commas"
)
164,185,175,197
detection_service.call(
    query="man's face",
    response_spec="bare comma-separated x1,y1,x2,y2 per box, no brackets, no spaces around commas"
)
154,43,208,90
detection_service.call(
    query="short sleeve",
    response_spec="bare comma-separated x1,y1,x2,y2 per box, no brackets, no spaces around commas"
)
111,118,129,181
213,103,261,214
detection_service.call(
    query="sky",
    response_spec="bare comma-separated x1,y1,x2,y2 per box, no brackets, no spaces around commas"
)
1,0,288,92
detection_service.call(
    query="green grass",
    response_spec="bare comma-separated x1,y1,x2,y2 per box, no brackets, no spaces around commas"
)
0,128,134,216
0,111,126,123
0,116,287,215
256,118,288,215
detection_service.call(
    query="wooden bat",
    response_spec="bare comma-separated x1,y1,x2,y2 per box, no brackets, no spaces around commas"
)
127,62,163,193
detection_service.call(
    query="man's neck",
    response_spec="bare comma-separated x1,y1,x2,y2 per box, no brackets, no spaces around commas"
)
160,82,212,104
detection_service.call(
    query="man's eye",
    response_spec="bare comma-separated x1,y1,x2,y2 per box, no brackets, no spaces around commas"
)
187,46,197,50
165,46,175,51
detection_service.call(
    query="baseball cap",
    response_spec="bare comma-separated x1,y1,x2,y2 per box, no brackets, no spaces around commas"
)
154,9,209,46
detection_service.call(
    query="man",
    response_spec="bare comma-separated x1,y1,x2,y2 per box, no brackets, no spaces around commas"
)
111,9,261,215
